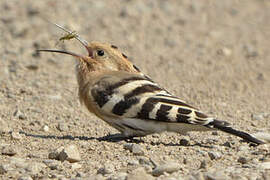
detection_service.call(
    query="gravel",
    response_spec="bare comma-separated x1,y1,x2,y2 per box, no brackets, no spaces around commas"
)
152,162,181,176
124,143,145,156
1,0,269,179
58,145,81,163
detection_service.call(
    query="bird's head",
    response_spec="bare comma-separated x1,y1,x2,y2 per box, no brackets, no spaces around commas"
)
38,24,140,86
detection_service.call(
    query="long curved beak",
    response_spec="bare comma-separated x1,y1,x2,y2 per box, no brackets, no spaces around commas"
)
37,49,83,59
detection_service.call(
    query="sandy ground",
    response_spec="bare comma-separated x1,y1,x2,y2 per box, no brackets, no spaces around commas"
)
0,0,270,179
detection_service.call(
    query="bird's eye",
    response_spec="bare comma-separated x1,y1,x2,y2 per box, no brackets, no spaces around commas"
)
97,50,104,56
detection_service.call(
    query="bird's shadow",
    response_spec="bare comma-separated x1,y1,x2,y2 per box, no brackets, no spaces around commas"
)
19,131,214,148
19,131,143,143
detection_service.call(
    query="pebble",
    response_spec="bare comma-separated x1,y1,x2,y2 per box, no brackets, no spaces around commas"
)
18,176,33,180
190,172,205,180
25,64,38,70
252,132,270,143
258,162,270,169
138,157,152,166
222,141,232,148
48,146,64,160
1,145,17,156
128,167,154,180
199,160,207,169
128,159,139,166
204,171,228,180
152,162,181,176
25,162,46,175
13,109,27,120
97,163,114,175
42,125,49,132
251,113,268,121
179,138,190,146
43,159,61,170
208,151,222,160
58,145,81,163
124,143,144,155
0,164,9,174
10,157,27,168
243,44,258,58
109,172,128,180
57,122,69,132
217,47,232,56
238,157,248,164
0,119,11,133
71,163,82,170
11,131,23,140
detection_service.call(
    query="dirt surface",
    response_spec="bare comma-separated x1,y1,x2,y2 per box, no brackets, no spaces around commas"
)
1,0,270,179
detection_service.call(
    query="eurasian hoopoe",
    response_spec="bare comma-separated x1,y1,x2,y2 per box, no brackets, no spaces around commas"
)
38,24,264,145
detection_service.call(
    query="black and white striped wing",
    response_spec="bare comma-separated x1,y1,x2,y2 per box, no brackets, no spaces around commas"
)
91,73,213,126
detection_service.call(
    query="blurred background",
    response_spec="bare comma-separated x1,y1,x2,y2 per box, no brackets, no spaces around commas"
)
0,0,270,179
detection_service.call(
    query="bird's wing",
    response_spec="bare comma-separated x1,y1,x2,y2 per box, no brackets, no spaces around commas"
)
90,72,214,126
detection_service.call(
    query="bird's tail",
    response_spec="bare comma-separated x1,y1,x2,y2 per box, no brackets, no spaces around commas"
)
207,119,265,145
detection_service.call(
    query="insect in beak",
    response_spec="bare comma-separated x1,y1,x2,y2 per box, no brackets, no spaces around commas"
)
37,22,93,58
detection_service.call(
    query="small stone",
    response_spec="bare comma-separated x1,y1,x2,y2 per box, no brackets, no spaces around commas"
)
110,172,128,180
190,172,205,180
42,125,49,132
58,145,81,163
128,159,139,166
152,162,181,176
124,143,144,155
199,160,207,169
48,146,64,160
222,141,232,148
57,122,69,132
1,145,17,156
243,44,258,58
17,175,33,180
128,167,154,180
179,138,190,146
10,157,27,168
25,162,46,175
26,64,38,70
218,47,232,57
238,157,248,164
251,113,265,121
258,162,270,169
204,171,228,180
13,109,26,120
252,132,270,143
208,151,222,160
0,119,11,133
11,131,23,140
43,159,60,170
71,163,82,170
97,163,114,175
138,157,152,166
0,164,9,174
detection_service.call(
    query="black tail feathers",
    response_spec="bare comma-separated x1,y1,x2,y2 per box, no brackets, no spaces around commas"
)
207,119,264,145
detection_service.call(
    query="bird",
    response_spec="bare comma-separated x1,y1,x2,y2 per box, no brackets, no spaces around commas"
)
38,23,264,145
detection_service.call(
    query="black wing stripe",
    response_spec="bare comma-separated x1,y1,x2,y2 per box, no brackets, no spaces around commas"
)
195,111,208,118
156,104,172,121
178,108,192,115
92,76,148,108
112,98,139,116
91,89,111,108
176,114,191,123
124,84,162,99
136,98,158,119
